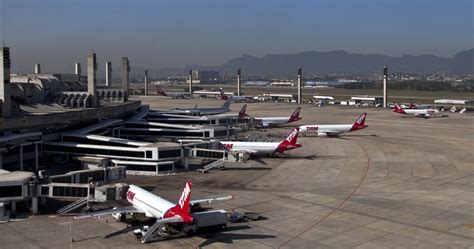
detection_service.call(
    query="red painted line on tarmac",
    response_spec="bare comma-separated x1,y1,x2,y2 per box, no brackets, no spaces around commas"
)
277,139,371,249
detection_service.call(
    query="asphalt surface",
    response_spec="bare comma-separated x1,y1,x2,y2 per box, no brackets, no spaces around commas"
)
1,98,473,249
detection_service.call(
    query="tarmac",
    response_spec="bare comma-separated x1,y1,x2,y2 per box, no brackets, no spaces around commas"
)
1,98,473,249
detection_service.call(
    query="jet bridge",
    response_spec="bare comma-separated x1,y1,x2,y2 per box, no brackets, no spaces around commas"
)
119,124,234,139
190,148,227,160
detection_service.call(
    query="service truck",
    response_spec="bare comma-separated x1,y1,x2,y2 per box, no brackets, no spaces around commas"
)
133,210,227,239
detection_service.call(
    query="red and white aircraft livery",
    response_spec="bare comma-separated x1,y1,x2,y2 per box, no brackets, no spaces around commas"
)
211,104,248,119
299,113,368,137
219,88,251,102
393,103,439,118
255,107,302,127
220,127,301,156
156,85,190,99
75,181,232,241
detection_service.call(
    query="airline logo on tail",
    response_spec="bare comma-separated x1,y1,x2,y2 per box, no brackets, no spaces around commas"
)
156,86,167,96
164,181,193,223
350,113,368,131
238,105,248,118
126,190,136,202
178,182,191,209
275,128,301,153
288,107,302,122
393,103,406,114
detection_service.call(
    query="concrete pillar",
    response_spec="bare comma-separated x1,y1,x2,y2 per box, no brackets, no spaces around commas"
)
87,53,98,107
34,64,41,74
121,57,130,101
184,156,189,170
31,197,38,214
188,69,193,97
75,63,81,76
144,70,148,96
297,67,302,104
1,47,12,117
11,201,16,213
20,145,24,171
383,66,388,108
34,143,39,171
237,68,241,96
105,61,112,87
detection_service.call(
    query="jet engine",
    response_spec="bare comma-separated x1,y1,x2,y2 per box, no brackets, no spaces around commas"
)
112,212,127,222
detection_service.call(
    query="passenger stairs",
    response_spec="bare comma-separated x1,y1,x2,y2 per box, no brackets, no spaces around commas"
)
197,159,225,174
141,221,168,243
56,197,89,215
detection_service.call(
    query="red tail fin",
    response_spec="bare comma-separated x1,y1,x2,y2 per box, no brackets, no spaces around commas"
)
288,107,302,122
350,113,368,131
393,103,406,114
238,104,248,118
275,128,301,153
156,86,167,96
219,88,229,100
164,181,193,223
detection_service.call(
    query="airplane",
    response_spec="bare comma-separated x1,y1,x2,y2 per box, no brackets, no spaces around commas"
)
156,85,190,99
75,181,233,243
218,88,252,102
299,113,368,137
174,97,232,115
393,103,439,118
194,89,234,98
254,107,301,127
219,127,301,156
209,104,248,119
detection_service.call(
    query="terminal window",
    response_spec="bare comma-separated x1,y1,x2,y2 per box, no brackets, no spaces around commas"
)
0,186,23,198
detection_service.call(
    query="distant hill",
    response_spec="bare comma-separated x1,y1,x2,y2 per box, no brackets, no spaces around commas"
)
133,49,474,77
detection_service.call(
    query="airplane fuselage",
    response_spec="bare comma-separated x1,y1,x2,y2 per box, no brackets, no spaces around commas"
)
300,124,353,135
255,117,291,127
403,109,438,116
219,141,280,154
127,185,174,219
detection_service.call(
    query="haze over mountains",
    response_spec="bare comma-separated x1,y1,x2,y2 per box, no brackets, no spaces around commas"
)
134,49,473,78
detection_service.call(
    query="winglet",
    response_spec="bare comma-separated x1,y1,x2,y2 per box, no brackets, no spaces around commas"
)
275,128,301,153
238,104,248,118
164,181,193,223
393,103,406,114
288,107,302,122
350,113,368,131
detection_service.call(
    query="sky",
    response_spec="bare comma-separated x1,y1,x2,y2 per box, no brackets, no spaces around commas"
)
0,0,472,73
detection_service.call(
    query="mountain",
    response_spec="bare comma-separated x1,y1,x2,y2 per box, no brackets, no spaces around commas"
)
188,49,473,76
126,49,473,78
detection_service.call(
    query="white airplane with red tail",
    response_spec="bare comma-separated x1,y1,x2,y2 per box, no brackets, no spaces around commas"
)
74,181,232,242
156,85,190,99
255,107,302,128
218,88,251,102
299,113,368,137
393,103,439,118
220,127,301,156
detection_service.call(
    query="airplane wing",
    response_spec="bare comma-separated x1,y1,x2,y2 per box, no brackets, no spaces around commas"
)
73,206,144,220
190,195,234,205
